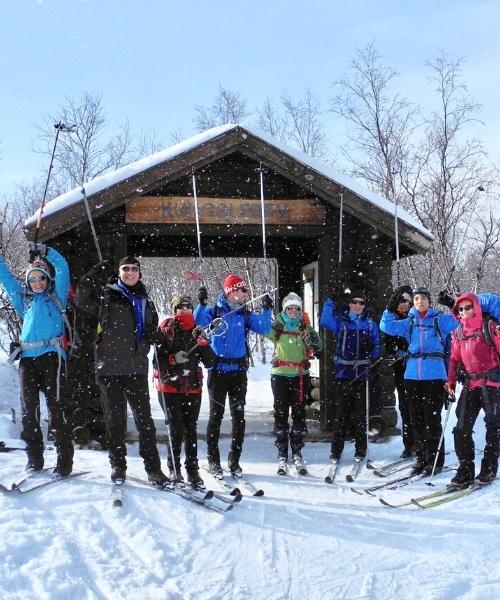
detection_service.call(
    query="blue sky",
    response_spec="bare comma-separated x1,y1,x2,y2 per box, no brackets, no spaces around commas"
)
1,0,499,193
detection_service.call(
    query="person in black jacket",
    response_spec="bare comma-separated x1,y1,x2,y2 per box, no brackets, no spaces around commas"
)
384,285,414,458
154,294,215,488
75,256,168,486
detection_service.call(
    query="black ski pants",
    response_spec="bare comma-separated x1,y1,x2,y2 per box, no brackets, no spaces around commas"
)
19,352,73,462
405,379,445,469
394,360,414,453
98,375,161,473
331,379,369,459
453,386,499,479
271,374,308,458
159,391,202,474
206,369,247,465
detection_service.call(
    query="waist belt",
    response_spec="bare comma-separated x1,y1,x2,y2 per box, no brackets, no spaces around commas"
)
273,359,309,369
468,368,500,381
213,356,248,370
337,358,370,366
408,352,444,359
9,336,62,363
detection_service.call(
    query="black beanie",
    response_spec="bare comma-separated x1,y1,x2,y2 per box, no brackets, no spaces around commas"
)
119,256,140,268
412,286,431,304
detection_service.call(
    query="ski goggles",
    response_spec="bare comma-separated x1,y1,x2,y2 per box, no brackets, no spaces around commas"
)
28,275,48,283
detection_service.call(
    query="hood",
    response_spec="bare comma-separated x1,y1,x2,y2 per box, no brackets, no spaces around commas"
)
452,292,483,333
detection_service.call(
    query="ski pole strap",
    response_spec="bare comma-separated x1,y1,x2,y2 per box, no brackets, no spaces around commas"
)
407,352,444,359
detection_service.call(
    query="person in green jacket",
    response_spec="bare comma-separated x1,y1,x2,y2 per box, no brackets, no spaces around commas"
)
267,292,323,475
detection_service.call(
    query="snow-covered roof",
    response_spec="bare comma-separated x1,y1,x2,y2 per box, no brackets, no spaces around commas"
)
25,123,432,242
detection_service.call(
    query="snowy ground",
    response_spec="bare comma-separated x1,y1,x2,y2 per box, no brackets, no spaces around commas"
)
0,354,499,600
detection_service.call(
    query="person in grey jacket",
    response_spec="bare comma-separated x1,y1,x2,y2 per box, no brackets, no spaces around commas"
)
75,256,168,487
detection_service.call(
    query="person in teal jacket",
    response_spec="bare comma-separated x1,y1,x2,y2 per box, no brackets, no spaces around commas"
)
0,243,73,477
380,286,500,476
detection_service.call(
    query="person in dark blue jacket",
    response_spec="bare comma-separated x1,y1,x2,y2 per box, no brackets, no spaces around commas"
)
0,243,73,476
380,287,500,476
320,290,381,462
194,274,273,477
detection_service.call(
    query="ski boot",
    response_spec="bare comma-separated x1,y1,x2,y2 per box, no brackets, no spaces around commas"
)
277,456,287,476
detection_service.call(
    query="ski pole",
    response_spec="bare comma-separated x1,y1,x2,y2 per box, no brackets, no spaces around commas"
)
33,122,76,247
426,393,455,486
365,378,370,463
259,163,267,261
153,344,178,481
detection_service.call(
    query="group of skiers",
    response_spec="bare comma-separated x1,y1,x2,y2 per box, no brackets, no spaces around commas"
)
0,242,498,492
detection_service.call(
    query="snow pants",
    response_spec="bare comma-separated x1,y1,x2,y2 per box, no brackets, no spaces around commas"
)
19,351,73,464
271,374,308,458
393,360,414,454
159,391,202,474
405,379,445,470
206,370,247,465
453,385,499,479
98,375,161,473
330,379,368,459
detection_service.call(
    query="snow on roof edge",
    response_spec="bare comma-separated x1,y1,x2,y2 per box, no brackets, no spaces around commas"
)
25,123,432,241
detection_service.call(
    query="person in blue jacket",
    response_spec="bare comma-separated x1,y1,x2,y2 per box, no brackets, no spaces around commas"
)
194,274,273,477
320,290,381,462
380,286,500,476
0,242,73,476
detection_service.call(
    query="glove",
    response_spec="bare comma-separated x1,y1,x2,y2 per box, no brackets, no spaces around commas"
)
171,350,189,364
261,294,273,310
28,241,47,260
387,285,412,312
438,290,455,309
198,286,208,306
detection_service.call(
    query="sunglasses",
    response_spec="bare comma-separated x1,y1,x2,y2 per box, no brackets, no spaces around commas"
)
28,275,48,283
120,266,139,272
457,304,473,312
285,306,301,312
235,287,249,294
351,299,365,306
177,303,193,310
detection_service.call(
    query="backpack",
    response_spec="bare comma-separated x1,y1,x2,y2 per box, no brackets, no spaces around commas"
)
455,315,500,361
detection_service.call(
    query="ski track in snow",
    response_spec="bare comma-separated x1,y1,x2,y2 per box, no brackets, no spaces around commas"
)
1,359,500,599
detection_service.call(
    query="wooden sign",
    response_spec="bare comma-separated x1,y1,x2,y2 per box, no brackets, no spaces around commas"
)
125,196,325,225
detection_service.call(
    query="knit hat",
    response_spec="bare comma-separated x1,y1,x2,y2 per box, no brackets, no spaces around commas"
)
282,292,303,311
171,294,193,313
26,259,52,287
223,274,248,295
412,286,431,304
119,256,140,268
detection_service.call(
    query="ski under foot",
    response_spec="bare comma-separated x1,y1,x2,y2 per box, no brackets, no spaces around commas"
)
225,469,264,497
127,475,232,513
112,481,125,507
325,460,339,484
346,457,366,483
201,465,242,501
7,470,90,494
411,481,492,509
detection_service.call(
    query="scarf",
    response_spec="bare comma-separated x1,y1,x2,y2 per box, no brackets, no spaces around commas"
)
281,312,301,331
117,279,144,349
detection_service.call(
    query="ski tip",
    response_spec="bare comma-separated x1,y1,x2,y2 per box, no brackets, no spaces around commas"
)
325,477,333,484
253,489,265,497
230,487,242,496
346,475,354,483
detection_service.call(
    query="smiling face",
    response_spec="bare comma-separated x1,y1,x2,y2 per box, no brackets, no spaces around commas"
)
226,287,249,305
27,270,49,293
349,297,365,315
457,299,474,319
119,264,140,286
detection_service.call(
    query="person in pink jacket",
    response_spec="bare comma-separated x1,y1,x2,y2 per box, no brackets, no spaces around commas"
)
446,293,500,488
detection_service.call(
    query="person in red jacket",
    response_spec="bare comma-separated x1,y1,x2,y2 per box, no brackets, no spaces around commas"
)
154,294,215,489
446,293,500,488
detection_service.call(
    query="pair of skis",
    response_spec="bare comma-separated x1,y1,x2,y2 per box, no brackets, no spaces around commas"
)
325,456,370,484
201,465,264,497
122,475,237,513
351,465,455,496
0,469,90,494
380,481,491,509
